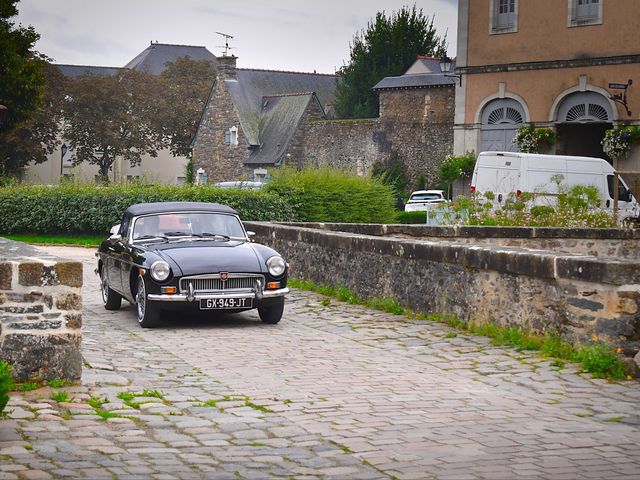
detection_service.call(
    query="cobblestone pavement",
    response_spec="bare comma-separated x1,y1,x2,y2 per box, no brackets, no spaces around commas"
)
1,246,640,480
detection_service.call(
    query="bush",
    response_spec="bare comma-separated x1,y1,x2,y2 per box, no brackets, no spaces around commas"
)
0,360,13,414
395,211,426,224
0,184,297,234
266,167,396,223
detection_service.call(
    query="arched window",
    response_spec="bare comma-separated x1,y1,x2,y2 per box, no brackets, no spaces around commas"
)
556,92,613,123
480,98,526,152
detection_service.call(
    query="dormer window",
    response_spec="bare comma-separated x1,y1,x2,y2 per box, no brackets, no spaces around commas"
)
569,0,602,26
224,126,239,146
490,0,518,34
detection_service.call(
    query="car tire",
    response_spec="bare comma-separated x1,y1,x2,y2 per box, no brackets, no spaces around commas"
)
101,268,122,310
258,298,284,324
136,276,161,328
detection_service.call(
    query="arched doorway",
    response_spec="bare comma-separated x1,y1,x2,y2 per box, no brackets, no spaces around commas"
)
555,91,613,158
480,98,526,152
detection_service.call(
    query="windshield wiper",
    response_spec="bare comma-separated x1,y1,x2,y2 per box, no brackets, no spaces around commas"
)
135,235,168,243
163,231,199,237
198,232,231,241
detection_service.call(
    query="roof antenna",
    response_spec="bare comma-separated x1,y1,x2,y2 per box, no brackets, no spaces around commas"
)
216,32,234,56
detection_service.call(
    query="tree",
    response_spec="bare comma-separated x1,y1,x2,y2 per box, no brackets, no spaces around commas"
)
0,63,66,176
335,5,447,119
0,0,51,176
158,57,216,158
63,69,165,183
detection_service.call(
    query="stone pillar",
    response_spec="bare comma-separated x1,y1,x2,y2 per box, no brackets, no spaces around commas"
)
0,239,83,381
216,55,237,79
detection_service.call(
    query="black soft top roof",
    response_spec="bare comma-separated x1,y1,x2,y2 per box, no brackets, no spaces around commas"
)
125,202,238,217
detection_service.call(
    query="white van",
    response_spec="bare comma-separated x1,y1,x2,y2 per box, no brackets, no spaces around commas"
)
470,151,640,221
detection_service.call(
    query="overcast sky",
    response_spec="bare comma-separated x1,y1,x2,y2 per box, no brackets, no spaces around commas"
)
15,0,458,74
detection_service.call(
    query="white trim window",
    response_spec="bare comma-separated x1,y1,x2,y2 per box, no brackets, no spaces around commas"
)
490,0,518,34
568,0,602,27
225,126,239,146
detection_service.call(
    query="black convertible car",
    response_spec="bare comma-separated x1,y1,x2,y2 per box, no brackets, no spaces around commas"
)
96,202,289,327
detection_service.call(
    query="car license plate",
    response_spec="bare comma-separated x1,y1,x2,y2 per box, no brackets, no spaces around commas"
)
199,298,253,310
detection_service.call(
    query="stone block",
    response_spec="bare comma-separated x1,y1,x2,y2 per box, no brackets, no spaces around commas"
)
0,331,82,381
1,304,44,314
56,262,83,288
18,262,46,286
0,262,11,289
7,319,62,330
64,313,82,329
56,293,82,310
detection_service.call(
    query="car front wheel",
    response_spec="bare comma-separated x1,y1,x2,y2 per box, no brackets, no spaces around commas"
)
136,276,160,328
101,268,122,310
258,298,284,324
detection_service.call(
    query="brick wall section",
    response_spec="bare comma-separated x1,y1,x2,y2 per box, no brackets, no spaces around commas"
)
0,239,83,381
192,78,249,184
246,222,640,356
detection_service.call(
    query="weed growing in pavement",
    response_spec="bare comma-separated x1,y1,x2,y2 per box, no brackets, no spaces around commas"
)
50,391,71,403
16,382,39,392
289,277,629,381
445,332,458,339
46,379,66,388
244,400,273,413
117,389,165,409
95,410,121,421
88,397,108,409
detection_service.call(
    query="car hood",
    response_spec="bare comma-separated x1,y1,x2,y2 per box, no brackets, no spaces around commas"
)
149,241,263,276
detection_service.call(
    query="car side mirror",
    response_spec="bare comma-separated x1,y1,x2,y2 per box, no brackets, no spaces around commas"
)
109,224,121,241
246,231,256,242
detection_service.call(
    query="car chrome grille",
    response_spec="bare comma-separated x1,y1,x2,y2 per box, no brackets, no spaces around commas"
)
180,274,264,294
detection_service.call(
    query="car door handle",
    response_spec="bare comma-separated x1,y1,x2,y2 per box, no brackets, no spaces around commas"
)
107,246,115,252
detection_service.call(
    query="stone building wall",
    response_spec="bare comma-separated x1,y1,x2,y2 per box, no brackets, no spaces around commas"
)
0,239,83,381
288,86,455,189
246,222,640,356
191,79,249,184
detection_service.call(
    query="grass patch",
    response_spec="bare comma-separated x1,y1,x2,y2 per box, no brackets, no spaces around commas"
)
194,399,219,408
16,382,40,392
289,277,629,381
244,400,273,413
50,391,71,403
46,379,67,388
445,332,457,339
117,389,165,409
95,410,122,421
1,233,103,247
88,397,108,409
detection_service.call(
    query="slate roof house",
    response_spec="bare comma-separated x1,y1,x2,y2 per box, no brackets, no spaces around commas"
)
192,56,337,183
24,42,217,185
192,56,455,188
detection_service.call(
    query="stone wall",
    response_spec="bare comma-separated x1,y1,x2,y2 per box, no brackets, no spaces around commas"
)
246,222,640,355
0,239,83,381
282,223,640,259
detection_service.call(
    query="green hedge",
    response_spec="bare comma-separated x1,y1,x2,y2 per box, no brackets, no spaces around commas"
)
0,360,12,414
0,184,296,234
395,211,427,224
266,167,396,224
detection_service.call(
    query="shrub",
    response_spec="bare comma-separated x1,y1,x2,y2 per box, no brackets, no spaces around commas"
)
395,211,426,224
0,360,13,414
265,167,396,224
0,184,296,234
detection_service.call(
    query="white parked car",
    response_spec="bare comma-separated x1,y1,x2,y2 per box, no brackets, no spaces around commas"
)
404,190,449,212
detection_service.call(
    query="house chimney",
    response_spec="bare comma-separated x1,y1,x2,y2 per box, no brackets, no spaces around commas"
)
217,55,237,79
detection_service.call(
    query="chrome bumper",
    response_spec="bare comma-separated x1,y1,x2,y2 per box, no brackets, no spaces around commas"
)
147,287,289,303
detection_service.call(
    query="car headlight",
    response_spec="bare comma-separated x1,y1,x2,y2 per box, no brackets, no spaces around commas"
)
266,256,286,277
150,260,171,282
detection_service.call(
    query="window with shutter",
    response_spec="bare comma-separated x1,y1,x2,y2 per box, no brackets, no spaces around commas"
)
569,0,602,26
224,130,231,145
490,0,518,34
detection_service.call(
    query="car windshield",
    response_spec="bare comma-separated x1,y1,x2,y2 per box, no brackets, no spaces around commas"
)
132,212,246,241
409,193,443,202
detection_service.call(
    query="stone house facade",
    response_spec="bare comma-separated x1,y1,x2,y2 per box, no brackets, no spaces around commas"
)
192,57,455,189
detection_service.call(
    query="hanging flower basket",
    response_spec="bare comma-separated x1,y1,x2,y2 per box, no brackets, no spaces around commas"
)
513,125,556,153
601,125,640,161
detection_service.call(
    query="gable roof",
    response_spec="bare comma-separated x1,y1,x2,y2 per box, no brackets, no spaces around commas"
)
55,64,121,78
225,69,337,146
245,92,321,166
124,42,218,75
373,57,456,90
